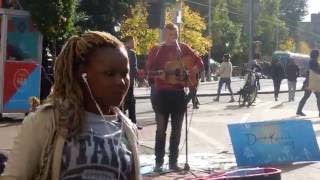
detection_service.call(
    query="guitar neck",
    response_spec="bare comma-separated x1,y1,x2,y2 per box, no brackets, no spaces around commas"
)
148,69,180,75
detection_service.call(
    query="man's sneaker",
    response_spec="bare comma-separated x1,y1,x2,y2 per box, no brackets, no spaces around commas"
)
214,98,219,102
229,98,235,103
296,111,306,116
169,164,183,172
153,164,163,172
137,125,143,130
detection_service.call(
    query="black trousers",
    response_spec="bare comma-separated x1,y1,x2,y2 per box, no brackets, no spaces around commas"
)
151,90,186,165
272,79,282,99
297,89,320,114
124,86,136,124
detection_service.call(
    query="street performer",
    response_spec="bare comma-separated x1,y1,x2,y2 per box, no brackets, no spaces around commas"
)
146,23,203,172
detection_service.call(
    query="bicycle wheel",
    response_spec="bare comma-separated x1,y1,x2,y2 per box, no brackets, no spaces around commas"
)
247,86,258,106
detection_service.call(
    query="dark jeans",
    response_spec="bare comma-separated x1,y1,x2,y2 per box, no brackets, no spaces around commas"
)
297,89,320,113
217,77,233,99
124,86,136,124
272,79,282,99
152,90,186,165
155,111,185,165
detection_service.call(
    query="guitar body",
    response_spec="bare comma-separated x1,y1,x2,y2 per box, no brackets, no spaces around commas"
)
163,56,199,87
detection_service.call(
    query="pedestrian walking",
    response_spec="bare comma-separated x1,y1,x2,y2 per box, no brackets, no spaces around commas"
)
214,53,235,102
186,84,200,109
270,59,285,101
2,31,141,180
286,58,299,101
297,49,320,117
123,36,142,129
146,23,203,172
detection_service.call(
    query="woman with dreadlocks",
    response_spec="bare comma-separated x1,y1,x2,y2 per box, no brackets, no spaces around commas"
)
1,31,140,180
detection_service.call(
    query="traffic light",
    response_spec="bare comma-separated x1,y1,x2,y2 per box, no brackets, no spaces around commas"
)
146,0,164,28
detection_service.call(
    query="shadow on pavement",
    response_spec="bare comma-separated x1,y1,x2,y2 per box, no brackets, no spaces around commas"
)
270,102,285,109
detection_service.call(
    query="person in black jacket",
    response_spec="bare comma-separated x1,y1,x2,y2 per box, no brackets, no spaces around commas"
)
286,58,299,101
270,59,285,101
297,49,320,117
123,36,142,129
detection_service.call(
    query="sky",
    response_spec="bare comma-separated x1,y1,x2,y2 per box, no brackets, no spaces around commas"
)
303,0,320,22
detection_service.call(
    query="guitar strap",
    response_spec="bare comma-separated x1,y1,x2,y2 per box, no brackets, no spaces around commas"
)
151,43,164,71
176,42,183,60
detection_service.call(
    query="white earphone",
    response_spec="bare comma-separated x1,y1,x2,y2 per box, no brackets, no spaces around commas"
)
82,73,87,81
81,72,123,180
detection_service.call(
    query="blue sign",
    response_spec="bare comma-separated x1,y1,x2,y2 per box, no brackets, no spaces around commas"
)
228,119,320,167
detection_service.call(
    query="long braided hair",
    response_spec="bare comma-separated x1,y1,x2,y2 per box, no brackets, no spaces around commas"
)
46,31,124,137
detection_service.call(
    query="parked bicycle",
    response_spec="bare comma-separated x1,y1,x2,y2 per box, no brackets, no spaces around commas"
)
238,69,262,107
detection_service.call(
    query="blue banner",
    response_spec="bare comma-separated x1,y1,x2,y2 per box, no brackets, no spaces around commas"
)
228,120,320,167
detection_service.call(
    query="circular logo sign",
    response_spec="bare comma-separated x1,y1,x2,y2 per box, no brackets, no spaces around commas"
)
13,68,29,91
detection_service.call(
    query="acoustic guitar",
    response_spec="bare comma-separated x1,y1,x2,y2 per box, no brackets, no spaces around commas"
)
148,56,200,87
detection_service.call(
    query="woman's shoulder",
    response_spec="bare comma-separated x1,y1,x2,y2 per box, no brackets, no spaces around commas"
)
114,107,138,133
33,103,54,116
23,103,55,129
118,110,135,127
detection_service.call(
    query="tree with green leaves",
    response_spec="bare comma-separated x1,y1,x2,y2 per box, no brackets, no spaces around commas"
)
77,0,138,35
121,2,210,56
120,1,159,55
280,0,308,37
279,38,295,51
211,0,241,63
255,0,288,56
20,0,77,55
175,5,211,56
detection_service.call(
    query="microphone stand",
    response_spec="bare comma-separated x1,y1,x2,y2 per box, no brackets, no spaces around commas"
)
176,40,191,171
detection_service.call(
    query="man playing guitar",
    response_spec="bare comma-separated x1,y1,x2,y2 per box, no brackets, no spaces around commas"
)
146,23,203,172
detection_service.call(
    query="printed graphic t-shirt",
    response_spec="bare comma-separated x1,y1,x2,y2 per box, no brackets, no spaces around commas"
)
60,112,133,180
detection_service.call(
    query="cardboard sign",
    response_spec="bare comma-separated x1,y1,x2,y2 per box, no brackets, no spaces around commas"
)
228,120,320,167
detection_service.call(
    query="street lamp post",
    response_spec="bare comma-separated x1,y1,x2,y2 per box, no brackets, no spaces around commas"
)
248,0,253,62
207,0,212,81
